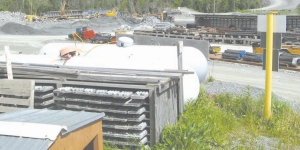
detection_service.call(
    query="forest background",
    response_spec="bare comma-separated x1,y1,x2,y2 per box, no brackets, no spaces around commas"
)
0,0,264,15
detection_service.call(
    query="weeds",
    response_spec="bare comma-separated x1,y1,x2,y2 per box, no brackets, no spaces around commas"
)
153,87,300,149
154,87,237,149
207,75,215,82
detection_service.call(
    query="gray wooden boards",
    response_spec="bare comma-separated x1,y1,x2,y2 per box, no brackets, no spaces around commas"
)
0,79,35,112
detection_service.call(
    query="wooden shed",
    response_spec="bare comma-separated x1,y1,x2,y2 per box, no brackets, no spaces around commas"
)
0,109,105,150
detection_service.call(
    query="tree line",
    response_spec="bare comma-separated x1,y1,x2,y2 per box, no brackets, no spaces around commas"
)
0,0,263,15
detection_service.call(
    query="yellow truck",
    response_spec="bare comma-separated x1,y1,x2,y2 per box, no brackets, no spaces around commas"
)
252,42,300,55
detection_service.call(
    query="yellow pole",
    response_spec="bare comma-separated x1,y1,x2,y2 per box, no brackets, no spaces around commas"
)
264,13,273,120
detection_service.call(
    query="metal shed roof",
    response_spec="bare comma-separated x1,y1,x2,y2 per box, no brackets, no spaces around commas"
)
0,136,50,150
0,109,105,150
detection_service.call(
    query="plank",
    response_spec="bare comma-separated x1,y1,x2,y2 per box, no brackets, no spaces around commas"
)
0,97,29,106
0,106,26,113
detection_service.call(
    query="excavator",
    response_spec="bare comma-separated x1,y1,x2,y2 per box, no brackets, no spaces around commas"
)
60,1,69,19
252,42,300,55
106,7,118,17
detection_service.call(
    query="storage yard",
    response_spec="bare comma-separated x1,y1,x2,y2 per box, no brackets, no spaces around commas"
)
0,4,300,149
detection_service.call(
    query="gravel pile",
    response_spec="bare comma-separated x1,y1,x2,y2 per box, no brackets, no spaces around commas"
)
133,16,161,30
115,16,163,30
0,22,47,35
121,17,142,25
0,11,26,26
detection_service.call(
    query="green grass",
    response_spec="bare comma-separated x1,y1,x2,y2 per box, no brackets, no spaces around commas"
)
153,87,300,149
207,75,215,82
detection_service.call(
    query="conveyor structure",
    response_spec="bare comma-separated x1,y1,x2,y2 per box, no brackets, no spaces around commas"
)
0,62,192,148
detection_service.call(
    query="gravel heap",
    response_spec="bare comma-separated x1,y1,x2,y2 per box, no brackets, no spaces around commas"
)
133,16,161,30
204,80,300,113
0,11,26,26
0,22,47,35
121,17,142,25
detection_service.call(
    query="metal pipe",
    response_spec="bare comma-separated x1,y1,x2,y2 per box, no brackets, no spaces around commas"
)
264,13,273,120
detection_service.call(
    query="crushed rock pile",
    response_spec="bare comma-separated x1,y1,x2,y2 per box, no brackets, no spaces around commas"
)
133,16,161,30
0,22,47,35
69,17,128,29
121,17,143,25
0,11,26,26
116,16,162,30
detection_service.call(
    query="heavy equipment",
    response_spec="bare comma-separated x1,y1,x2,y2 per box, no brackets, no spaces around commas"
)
91,33,117,44
68,28,117,44
25,15,39,22
209,46,221,54
68,27,96,40
60,1,69,19
106,7,118,17
252,42,300,55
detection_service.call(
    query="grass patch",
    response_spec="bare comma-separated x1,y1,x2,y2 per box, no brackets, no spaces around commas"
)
207,75,215,82
153,87,300,149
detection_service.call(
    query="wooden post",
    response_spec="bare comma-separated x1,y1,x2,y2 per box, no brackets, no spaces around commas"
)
177,41,184,114
4,46,13,80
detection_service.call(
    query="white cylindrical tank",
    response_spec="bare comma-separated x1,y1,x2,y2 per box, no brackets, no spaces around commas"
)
38,43,208,83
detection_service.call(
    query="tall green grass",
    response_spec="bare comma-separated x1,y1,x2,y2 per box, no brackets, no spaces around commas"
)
153,87,300,149
154,87,238,149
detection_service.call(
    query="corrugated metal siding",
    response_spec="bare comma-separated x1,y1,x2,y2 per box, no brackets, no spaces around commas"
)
0,136,50,150
0,109,105,134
